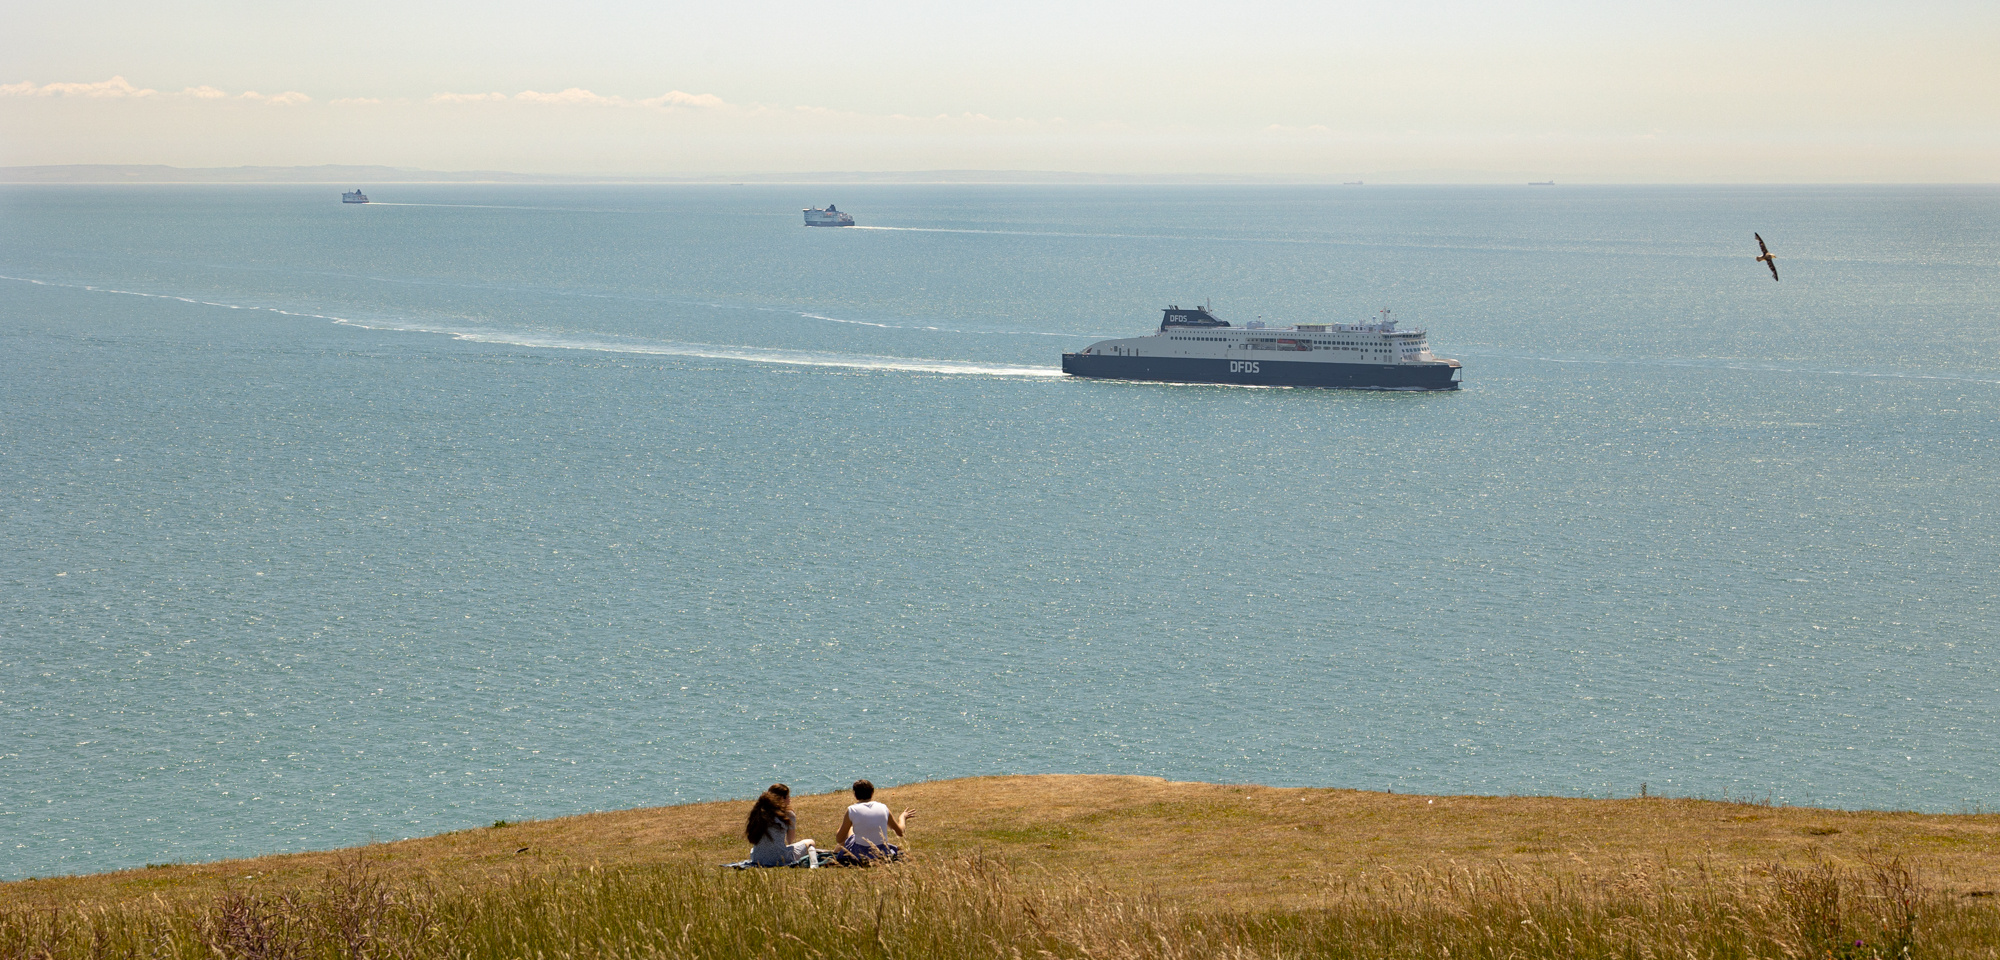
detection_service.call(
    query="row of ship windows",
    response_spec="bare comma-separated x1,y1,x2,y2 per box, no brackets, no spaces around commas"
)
1245,343,1391,352
1169,336,1400,350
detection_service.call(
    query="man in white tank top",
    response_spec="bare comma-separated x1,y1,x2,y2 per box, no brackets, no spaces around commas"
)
834,779,914,862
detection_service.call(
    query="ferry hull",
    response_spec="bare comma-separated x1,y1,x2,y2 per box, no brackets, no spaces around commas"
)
1060,354,1460,390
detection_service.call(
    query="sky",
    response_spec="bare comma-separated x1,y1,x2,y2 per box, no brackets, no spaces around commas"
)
4,0,1997,180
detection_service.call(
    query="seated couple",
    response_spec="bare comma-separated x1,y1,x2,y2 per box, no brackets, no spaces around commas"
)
745,779,914,867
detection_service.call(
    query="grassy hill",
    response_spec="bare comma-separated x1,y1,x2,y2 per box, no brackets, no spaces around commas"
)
5,775,1998,957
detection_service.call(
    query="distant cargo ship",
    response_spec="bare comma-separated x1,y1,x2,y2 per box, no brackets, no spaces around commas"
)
803,204,853,227
1528,181,1554,186
1062,305,1461,391
341,189,369,203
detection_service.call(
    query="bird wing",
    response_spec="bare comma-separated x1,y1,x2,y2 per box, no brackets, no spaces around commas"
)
1766,259,1779,281
1756,233,1770,256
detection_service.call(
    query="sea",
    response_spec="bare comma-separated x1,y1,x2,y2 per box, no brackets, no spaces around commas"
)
3,183,1997,880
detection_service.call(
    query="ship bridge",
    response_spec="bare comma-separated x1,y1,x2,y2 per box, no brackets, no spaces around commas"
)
1159,305,1230,330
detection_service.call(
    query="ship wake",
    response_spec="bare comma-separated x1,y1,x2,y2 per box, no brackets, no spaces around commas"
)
0,275,1066,380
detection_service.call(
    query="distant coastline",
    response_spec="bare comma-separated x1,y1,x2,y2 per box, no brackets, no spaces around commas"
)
10,166,1988,185
1,164,1354,185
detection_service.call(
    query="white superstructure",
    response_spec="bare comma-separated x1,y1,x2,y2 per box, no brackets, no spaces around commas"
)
1080,307,1441,363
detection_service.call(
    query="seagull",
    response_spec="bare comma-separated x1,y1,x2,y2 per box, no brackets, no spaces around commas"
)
1754,233,1779,281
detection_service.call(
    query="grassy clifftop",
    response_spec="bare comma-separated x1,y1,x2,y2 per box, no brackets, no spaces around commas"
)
5,775,1998,958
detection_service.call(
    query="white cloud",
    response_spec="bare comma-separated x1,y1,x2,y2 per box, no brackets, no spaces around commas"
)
430,88,727,109
1,76,158,98
823,107,1033,127
2,77,308,104
9,76,728,114
512,87,620,105
240,91,311,106
639,91,724,109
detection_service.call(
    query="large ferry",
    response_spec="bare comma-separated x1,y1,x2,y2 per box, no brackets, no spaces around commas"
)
341,189,369,203
803,204,854,227
1062,305,1462,390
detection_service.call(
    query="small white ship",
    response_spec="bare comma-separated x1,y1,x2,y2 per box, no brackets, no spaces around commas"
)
341,189,369,204
1062,305,1461,390
803,204,853,227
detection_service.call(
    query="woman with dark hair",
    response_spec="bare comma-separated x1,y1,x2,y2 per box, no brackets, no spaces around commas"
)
744,784,816,866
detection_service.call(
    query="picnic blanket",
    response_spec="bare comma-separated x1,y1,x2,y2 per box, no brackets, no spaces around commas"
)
722,848,904,870
724,848,827,870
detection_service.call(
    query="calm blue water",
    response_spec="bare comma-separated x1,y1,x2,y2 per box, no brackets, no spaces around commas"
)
3,184,1997,879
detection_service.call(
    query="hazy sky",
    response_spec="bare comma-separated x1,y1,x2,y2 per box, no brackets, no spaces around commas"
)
4,0,1996,179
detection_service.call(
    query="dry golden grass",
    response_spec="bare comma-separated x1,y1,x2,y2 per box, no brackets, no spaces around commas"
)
9,775,1998,912
5,777,1999,959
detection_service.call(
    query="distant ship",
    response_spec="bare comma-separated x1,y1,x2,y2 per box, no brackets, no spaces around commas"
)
1528,181,1555,186
1062,305,1461,390
803,204,854,227
341,189,369,203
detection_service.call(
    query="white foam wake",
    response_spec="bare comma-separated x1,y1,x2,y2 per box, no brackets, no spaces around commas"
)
0,274,1066,379
17,265,1105,342
343,316,1066,377
850,224,1227,243
358,202,637,214
790,310,1107,340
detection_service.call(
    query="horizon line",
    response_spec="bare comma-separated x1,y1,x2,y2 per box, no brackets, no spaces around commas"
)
4,164,1995,187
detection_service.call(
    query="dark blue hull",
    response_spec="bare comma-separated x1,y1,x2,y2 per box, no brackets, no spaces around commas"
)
1060,353,1461,390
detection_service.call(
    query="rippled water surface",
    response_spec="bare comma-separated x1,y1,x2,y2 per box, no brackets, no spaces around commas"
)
3,184,1997,878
